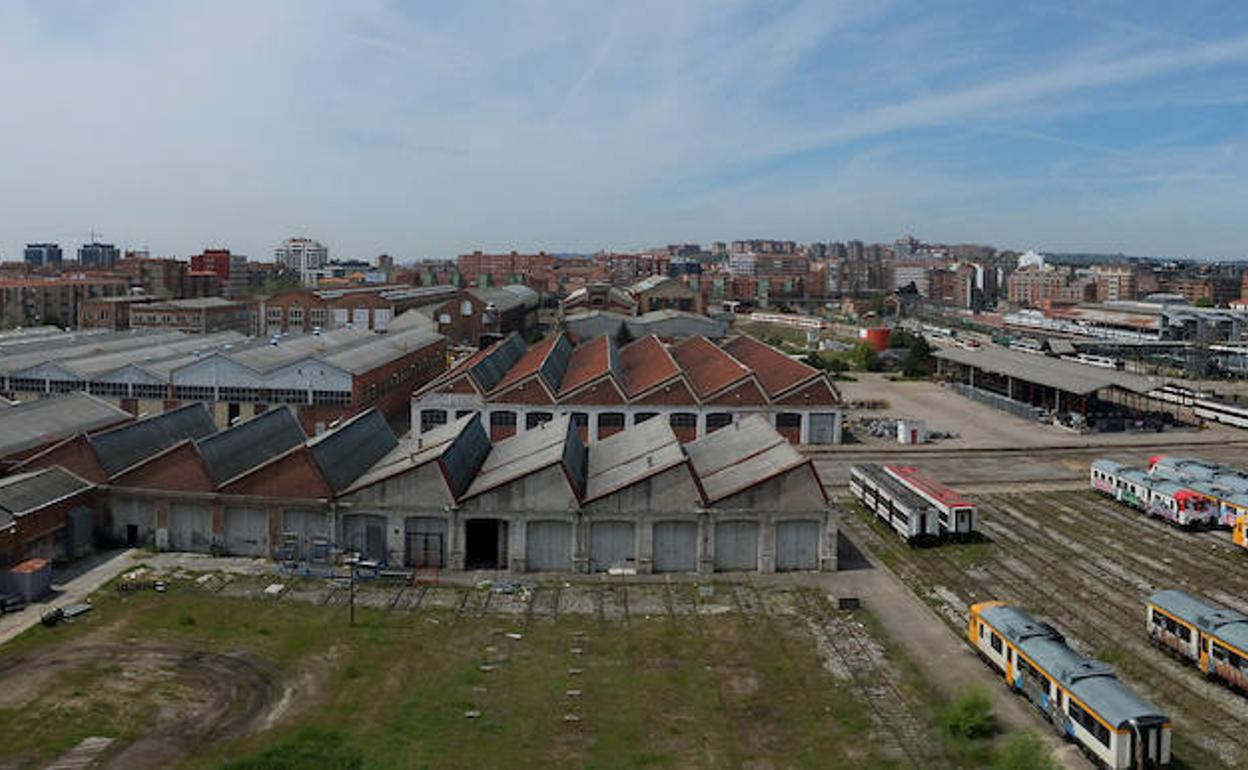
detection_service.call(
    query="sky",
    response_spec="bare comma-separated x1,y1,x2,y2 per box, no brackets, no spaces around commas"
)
4,1,1248,262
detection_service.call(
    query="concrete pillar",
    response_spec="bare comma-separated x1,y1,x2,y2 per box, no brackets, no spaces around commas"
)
509,518,526,572
155,500,170,550
636,516,653,574
516,408,527,433
267,506,283,559
448,512,465,571
758,514,776,574
820,509,838,572
386,513,406,567
211,501,225,550
697,412,707,439
588,413,598,444
572,513,590,574
697,512,714,575
799,413,810,445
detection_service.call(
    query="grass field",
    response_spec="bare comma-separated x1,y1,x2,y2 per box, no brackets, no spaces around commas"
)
0,570,1054,769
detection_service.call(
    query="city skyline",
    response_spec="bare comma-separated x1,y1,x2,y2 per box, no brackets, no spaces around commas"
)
4,2,1248,261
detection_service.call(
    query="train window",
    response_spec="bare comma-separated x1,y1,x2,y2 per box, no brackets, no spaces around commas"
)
979,623,985,639
990,632,1003,653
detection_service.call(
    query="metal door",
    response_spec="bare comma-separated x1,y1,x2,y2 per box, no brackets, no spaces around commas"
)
224,507,269,556
344,514,387,562
775,520,819,571
808,413,837,444
526,520,572,571
405,517,447,568
169,503,213,552
714,520,758,571
589,521,635,573
283,510,329,559
652,521,697,572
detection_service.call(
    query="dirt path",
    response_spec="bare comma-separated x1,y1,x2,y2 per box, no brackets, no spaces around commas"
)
0,642,274,769
804,561,1088,769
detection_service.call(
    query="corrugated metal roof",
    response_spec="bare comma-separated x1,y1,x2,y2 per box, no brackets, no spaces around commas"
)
935,347,1161,396
439,414,492,498
386,308,438,333
539,333,574,392
342,413,489,497
0,466,93,518
686,415,809,503
981,604,1166,728
308,409,398,493
461,415,572,500
0,330,186,375
197,407,307,485
321,328,443,375
470,285,540,313
470,333,527,393
88,403,218,477
0,393,131,459
584,417,686,502
225,328,372,373
32,332,247,380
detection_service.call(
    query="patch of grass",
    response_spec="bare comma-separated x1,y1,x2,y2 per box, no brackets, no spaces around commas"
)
223,727,363,770
939,689,997,740
991,731,1058,770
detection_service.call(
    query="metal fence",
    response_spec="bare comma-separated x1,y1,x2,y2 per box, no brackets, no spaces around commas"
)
950,382,1048,422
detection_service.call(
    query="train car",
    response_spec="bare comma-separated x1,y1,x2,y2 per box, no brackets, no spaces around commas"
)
884,464,977,536
1193,398,1248,429
970,602,1171,769
1144,480,1215,528
849,464,940,543
1147,590,1248,695
1090,460,1216,528
1090,459,1125,497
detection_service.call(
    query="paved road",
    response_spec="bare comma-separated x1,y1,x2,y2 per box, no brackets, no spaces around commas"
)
0,548,137,647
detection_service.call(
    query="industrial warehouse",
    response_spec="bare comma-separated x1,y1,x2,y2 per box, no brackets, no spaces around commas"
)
412,330,844,445
0,325,446,433
5,402,833,573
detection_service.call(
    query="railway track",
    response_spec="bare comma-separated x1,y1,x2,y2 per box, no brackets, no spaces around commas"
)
980,494,1245,765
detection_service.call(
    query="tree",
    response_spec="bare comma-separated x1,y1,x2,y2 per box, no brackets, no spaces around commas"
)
902,335,933,378
851,342,881,372
1195,296,1215,308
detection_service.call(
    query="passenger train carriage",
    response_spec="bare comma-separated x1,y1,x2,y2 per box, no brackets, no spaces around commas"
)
1089,460,1216,528
970,602,1172,769
1147,590,1248,695
849,463,977,543
1149,455,1248,528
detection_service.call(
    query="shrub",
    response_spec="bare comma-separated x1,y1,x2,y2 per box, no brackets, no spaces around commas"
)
992,731,1058,770
940,690,997,740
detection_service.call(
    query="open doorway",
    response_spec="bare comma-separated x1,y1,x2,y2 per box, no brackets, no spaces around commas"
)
126,524,139,547
465,518,508,569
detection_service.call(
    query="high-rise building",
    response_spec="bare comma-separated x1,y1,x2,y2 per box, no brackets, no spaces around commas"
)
77,242,119,269
190,249,249,299
274,238,329,284
24,243,63,267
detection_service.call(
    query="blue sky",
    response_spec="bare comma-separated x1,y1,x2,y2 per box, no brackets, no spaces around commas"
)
3,1,1248,261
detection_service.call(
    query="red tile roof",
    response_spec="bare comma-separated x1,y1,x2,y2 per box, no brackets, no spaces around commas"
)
669,336,749,398
618,335,681,397
493,333,560,392
559,335,612,395
720,335,818,396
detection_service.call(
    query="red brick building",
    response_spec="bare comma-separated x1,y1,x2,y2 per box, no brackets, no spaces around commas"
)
412,331,842,445
457,250,557,292
261,285,459,334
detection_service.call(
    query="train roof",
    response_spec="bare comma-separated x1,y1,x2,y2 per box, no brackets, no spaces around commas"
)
1090,459,1124,473
1118,468,1152,484
1150,590,1248,653
883,465,974,510
981,605,1167,728
851,463,934,515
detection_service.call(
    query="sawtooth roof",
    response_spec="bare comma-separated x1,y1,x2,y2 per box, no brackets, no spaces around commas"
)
617,335,681,397
669,336,750,398
88,403,218,477
307,409,398,493
583,416,687,502
720,334,819,397
0,466,93,523
196,407,307,485
558,335,619,395
684,414,810,503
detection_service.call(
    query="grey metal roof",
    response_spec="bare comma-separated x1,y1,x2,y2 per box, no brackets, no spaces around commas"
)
470,285,539,313
1090,459,1124,474
1149,589,1248,655
0,466,93,520
386,308,437,333
0,330,186,375
24,332,247,380
143,296,242,309
88,403,218,477
196,407,306,485
564,309,727,342
343,413,490,498
851,463,937,517
225,328,372,373
461,415,572,500
0,393,131,459
321,328,442,375
685,415,809,503
584,417,686,502
470,333,526,392
980,604,1166,728
438,414,491,498
539,333,574,392
934,347,1162,396
308,409,398,493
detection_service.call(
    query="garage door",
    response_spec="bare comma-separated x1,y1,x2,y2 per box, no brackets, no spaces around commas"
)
652,521,697,573
589,521,635,573
283,510,329,560
808,413,838,445
169,503,213,552
775,520,820,571
714,520,758,572
112,496,156,545
405,517,447,568
526,520,572,572
224,507,269,557
343,514,387,562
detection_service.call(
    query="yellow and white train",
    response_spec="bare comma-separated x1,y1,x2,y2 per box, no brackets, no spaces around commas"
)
970,602,1171,769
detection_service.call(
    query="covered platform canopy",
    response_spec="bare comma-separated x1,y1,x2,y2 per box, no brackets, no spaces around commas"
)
934,347,1168,422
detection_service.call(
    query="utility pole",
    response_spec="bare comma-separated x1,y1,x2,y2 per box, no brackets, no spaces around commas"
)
347,552,357,628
